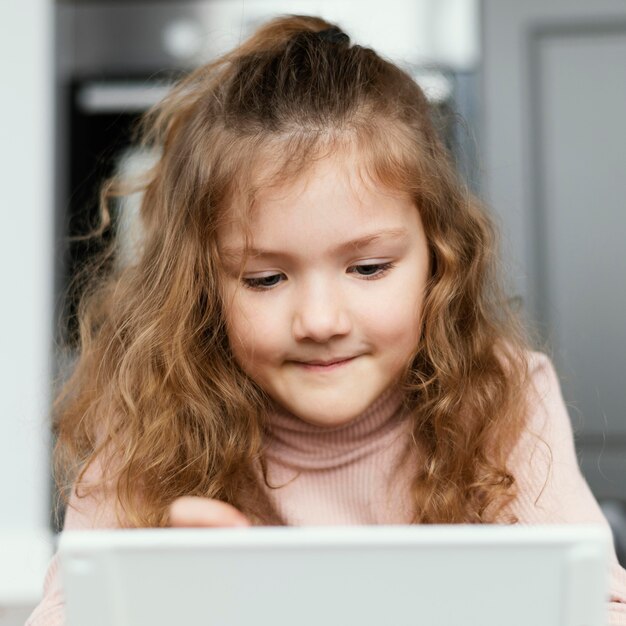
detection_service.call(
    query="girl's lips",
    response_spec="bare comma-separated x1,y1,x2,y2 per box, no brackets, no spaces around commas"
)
293,356,356,371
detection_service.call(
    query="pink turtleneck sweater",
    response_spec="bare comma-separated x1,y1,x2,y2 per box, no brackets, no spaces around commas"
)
26,352,626,625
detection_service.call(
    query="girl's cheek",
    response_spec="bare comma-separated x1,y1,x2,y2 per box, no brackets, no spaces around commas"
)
375,285,424,344
227,298,284,354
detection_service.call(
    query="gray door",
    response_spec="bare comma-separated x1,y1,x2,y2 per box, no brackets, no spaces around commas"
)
482,0,626,500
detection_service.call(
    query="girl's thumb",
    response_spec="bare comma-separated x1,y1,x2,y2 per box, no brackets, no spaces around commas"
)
167,496,251,528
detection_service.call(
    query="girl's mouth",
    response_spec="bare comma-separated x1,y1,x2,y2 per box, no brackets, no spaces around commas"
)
293,356,356,371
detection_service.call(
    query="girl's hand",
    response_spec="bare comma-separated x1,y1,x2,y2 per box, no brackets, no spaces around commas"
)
168,496,251,528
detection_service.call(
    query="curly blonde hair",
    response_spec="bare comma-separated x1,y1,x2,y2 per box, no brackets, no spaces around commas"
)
55,14,532,528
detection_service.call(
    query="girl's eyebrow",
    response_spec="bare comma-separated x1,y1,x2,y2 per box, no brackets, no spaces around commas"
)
221,228,410,262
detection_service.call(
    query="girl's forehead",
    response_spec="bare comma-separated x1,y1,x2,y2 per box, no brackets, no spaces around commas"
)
263,151,406,201
244,149,412,221
217,154,421,260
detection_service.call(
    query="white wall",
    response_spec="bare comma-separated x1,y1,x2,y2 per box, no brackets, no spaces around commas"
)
204,0,479,70
0,0,54,617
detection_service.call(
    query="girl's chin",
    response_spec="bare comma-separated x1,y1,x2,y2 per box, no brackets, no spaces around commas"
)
279,397,373,428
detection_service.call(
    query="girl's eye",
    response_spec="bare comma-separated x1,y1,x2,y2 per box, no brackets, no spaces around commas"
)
241,263,394,290
348,262,395,279
242,273,285,290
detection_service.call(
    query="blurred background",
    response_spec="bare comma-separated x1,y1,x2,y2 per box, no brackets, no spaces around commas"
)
1,0,625,622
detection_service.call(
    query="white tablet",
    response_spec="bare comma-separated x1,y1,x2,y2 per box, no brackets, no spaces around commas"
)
59,524,612,626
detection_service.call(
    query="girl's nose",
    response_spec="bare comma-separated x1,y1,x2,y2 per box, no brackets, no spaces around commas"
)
291,279,352,343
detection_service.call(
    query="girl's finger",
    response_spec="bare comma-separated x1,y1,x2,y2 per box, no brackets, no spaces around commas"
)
167,496,251,528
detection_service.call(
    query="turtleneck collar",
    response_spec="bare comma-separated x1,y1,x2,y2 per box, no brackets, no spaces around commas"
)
262,386,409,471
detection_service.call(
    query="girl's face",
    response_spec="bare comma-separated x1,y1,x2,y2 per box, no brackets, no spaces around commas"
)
218,153,430,427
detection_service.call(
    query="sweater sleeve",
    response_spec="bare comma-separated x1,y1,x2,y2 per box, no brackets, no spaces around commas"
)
25,455,123,626
505,351,626,625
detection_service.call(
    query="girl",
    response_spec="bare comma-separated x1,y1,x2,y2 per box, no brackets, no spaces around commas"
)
29,14,626,625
